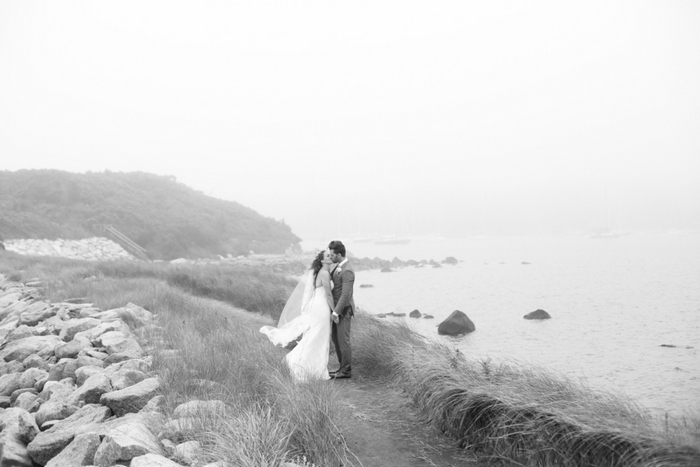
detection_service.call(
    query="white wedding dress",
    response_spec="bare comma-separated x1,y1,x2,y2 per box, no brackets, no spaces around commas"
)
260,273,331,382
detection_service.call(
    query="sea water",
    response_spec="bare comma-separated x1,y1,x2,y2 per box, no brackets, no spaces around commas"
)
306,234,700,417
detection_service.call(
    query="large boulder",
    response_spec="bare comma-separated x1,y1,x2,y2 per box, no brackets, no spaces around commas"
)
68,372,112,406
76,354,105,369
98,331,144,359
13,391,39,411
0,408,38,465
75,366,104,386
6,324,50,342
102,357,152,376
18,301,56,327
109,369,147,391
22,354,51,372
91,303,153,328
131,453,185,467
0,316,20,341
0,361,24,376
100,377,160,416
0,335,63,362
0,299,32,322
58,318,101,342
437,310,475,336
38,381,75,404
0,372,21,397
174,440,200,466
74,320,132,345
0,432,34,466
18,368,49,391
0,407,40,444
0,291,22,308
93,415,163,466
524,309,551,320
27,404,112,465
45,433,101,467
27,427,76,465
34,401,80,427
55,337,93,359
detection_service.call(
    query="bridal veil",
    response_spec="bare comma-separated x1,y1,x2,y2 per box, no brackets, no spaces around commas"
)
260,270,315,346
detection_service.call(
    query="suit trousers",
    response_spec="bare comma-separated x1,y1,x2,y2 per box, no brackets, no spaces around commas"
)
331,315,352,373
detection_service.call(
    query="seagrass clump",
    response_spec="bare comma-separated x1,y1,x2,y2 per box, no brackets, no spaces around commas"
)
410,371,700,466
352,314,700,467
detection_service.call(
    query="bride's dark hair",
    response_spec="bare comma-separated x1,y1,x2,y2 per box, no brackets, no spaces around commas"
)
310,250,325,282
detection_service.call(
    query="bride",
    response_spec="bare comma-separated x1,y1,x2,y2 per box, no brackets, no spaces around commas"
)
260,250,334,381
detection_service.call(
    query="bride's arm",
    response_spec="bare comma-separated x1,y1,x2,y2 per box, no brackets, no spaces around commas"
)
320,270,334,310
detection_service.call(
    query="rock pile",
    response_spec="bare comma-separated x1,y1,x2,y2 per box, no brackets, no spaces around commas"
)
4,238,133,262
0,275,222,467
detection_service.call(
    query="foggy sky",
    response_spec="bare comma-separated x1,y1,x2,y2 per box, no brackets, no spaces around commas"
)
1,1,699,241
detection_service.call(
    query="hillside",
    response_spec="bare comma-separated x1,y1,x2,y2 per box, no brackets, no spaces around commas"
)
0,169,300,260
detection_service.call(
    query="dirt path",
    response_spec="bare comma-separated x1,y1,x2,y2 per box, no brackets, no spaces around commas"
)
333,377,476,467
251,312,475,466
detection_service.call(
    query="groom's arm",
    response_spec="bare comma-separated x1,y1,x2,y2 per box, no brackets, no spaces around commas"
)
333,270,355,317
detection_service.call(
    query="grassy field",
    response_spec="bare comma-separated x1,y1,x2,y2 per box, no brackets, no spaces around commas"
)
2,251,699,466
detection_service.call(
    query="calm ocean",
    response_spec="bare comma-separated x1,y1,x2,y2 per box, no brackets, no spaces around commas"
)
305,234,700,417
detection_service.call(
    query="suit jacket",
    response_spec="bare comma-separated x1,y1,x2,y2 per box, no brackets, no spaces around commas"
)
331,260,356,318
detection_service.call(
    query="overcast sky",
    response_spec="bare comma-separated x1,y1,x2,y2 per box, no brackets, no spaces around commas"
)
1,1,699,240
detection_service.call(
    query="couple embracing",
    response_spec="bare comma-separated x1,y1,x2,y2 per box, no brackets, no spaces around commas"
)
260,240,355,381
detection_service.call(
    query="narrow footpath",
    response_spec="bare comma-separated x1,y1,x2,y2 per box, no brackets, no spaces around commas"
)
331,377,475,467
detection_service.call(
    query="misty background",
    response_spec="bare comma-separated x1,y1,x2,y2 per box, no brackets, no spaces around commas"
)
1,1,699,241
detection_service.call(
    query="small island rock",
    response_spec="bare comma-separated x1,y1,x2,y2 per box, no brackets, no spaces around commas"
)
437,311,475,336
524,309,551,320
409,309,422,318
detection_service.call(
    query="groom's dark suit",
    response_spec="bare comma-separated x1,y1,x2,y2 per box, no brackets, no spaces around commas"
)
331,259,355,375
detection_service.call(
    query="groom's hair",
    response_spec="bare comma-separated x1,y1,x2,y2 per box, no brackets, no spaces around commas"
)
328,240,346,257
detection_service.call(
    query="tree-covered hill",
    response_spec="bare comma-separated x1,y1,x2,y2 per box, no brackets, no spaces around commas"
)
0,170,300,260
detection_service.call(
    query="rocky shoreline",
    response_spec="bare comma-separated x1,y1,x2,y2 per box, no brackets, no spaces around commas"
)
0,275,232,467
169,252,460,276
2,238,457,276
3,238,133,262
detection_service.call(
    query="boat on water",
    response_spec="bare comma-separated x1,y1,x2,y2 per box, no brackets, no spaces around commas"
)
374,237,411,245
589,230,622,239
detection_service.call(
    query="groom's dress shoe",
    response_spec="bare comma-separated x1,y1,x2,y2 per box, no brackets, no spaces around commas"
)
332,371,351,379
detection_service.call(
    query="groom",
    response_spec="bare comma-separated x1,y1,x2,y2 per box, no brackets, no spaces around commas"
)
328,240,355,379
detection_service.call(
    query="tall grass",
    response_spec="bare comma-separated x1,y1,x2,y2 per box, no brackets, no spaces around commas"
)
4,250,698,466
0,251,294,317
351,312,700,466
0,251,346,466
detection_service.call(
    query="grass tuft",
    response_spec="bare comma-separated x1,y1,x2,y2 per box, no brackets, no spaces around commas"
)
350,312,700,466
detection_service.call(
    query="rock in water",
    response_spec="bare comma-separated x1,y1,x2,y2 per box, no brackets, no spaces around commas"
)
524,309,551,320
437,311,475,336
409,309,422,318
